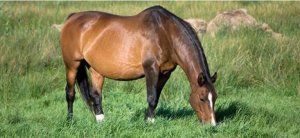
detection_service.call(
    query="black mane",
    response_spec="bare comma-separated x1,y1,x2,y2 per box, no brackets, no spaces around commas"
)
148,6,211,80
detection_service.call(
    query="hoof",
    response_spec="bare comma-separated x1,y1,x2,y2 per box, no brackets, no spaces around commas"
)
96,114,105,122
146,117,155,123
67,113,73,120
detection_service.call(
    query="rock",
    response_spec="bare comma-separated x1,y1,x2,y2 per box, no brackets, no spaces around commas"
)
52,24,63,32
206,9,282,39
207,9,257,37
185,18,207,36
261,23,282,39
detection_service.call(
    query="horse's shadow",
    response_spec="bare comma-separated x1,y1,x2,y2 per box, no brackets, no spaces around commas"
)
215,101,239,122
156,107,194,119
132,101,239,122
131,107,194,121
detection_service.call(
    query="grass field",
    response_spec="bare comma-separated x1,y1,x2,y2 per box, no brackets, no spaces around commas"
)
1,1,300,137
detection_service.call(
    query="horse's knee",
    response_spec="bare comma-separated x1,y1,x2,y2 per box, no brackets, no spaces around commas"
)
65,85,75,102
147,95,158,108
91,89,101,104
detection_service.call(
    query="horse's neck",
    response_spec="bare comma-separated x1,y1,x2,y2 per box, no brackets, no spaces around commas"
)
175,47,203,89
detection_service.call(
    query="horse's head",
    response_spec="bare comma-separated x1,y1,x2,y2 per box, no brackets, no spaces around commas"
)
189,72,217,126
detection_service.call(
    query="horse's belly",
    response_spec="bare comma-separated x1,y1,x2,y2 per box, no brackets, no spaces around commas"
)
95,63,144,80
85,51,144,80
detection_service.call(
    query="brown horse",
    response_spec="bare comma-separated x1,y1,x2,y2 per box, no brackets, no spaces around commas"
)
60,6,218,125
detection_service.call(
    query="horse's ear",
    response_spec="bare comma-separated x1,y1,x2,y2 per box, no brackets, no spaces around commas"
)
211,72,217,83
198,73,206,86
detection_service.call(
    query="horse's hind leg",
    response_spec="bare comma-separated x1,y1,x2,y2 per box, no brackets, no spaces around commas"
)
65,61,81,119
88,67,105,122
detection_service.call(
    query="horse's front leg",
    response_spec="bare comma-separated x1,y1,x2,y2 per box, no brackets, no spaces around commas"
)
143,60,171,122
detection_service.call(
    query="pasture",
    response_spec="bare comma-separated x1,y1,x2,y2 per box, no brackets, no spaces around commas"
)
0,1,299,137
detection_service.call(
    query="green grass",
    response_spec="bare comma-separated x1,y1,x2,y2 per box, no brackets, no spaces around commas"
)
1,1,300,137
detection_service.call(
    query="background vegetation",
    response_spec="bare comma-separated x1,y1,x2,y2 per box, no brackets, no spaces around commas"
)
0,1,299,137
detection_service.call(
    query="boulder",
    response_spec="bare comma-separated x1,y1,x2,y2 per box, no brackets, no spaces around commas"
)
185,18,207,36
206,9,282,39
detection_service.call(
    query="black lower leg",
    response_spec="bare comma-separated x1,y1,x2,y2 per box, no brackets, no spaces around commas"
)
91,89,104,115
66,85,75,119
144,68,159,119
145,73,171,120
146,96,158,119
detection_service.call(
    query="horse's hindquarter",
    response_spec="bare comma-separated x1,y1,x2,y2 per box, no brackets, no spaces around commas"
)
80,15,147,80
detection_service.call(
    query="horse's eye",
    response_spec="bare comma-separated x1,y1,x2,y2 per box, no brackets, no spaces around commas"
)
200,98,205,102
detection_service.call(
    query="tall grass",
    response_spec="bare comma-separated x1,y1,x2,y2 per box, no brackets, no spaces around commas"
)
0,1,299,137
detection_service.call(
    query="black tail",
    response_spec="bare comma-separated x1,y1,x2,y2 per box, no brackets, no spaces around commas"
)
76,61,93,111
66,12,76,20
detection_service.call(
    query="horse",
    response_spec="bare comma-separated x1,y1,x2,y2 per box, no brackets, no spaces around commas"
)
60,5,218,125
